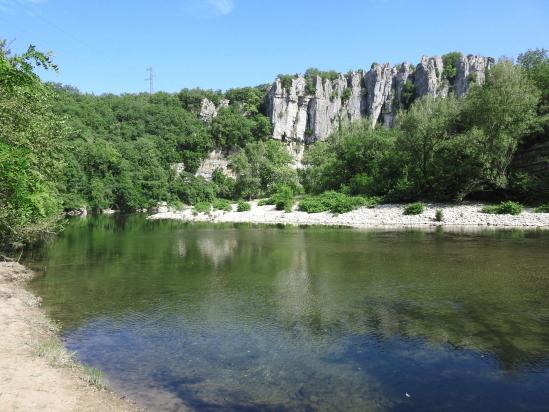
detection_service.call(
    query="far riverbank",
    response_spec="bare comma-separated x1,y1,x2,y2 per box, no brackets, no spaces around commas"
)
148,202,549,229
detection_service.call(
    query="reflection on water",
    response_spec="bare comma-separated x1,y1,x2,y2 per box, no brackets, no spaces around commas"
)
27,216,549,411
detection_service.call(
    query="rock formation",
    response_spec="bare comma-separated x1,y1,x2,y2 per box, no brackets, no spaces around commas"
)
455,55,495,97
266,53,494,143
199,98,230,122
195,149,234,180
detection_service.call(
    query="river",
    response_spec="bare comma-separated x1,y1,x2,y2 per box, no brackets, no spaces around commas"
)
27,215,549,411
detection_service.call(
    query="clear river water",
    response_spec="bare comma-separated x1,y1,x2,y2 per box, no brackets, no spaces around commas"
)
26,215,549,411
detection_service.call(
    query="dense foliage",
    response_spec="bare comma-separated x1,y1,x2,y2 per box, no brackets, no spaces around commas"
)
0,43,67,246
52,82,274,212
229,140,300,199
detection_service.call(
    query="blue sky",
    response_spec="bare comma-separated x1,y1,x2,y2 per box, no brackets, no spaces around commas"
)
1,0,548,94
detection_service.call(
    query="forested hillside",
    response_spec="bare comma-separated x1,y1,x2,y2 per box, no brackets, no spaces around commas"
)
1,41,548,248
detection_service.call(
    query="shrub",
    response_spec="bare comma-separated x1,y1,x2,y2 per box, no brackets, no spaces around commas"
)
403,202,425,215
237,200,251,212
298,191,379,214
435,209,444,222
278,74,295,90
174,172,217,205
298,197,328,213
270,185,294,212
257,198,272,206
535,203,549,213
194,202,212,214
341,87,352,103
212,198,232,211
481,201,523,215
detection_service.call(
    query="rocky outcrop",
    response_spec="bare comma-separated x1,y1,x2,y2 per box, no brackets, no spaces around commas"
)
199,98,230,122
364,63,395,128
267,52,493,143
455,55,495,97
195,149,234,180
268,76,310,142
414,55,448,99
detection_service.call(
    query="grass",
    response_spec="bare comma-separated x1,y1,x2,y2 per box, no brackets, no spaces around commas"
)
535,203,549,213
33,339,74,368
403,202,425,215
481,201,523,215
82,365,106,389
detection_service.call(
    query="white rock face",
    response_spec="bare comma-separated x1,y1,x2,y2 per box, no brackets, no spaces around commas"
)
364,63,395,128
171,162,185,177
308,75,349,142
199,98,217,122
415,55,448,98
344,71,366,122
195,149,234,180
455,55,495,97
269,76,310,143
199,98,231,122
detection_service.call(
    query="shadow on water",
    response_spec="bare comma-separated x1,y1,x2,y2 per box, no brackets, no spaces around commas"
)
25,215,549,411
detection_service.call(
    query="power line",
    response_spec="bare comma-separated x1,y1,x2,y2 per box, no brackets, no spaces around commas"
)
145,67,154,94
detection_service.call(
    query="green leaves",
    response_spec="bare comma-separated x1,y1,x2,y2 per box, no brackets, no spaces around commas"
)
0,44,65,246
229,140,300,199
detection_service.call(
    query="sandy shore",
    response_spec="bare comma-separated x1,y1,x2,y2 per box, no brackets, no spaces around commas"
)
0,261,138,412
149,202,549,229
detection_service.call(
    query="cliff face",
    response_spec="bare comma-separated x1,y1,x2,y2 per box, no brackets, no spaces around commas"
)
267,53,495,143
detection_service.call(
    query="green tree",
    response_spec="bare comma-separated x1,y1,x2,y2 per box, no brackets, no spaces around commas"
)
460,60,540,192
230,140,299,199
0,43,67,246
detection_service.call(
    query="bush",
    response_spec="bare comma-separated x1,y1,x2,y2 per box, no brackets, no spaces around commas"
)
212,198,232,211
270,185,294,212
237,200,251,212
298,197,328,213
193,202,212,214
298,191,379,214
403,202,425,215
481,201,523,215
173,172,217,205
435,209,444,222
257,198,272,206
535,203,549,213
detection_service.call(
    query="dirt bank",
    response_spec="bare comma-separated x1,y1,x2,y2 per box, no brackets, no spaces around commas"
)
0,261,138,412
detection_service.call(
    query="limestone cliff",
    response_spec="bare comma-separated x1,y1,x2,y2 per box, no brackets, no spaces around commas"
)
267,53,495,143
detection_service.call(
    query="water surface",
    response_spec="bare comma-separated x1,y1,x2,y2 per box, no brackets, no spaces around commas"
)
27,216,549,411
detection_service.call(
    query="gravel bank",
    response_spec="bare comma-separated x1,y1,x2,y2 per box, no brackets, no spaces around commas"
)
149,202,549,229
